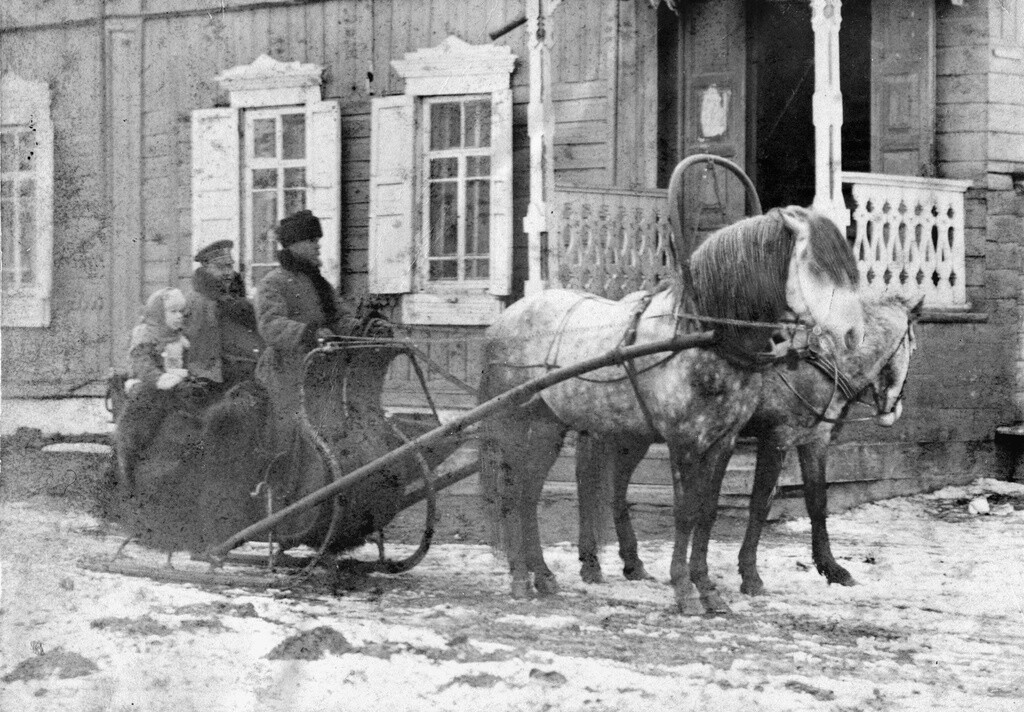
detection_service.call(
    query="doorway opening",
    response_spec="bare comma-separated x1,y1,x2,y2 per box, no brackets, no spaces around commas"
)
747,0,871,211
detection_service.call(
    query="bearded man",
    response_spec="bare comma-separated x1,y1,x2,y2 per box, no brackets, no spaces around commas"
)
254,210,360,423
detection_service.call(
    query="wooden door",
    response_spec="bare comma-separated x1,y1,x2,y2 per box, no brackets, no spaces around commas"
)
678,0,748,236
871,0,936,176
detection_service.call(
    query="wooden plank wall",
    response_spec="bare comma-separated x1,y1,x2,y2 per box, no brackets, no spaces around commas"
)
0,24,110,395
551,0,659,190
134,0,527,300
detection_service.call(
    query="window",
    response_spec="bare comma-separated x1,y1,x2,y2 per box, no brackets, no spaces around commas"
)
244,108,309,285
191,55,340,290
423,97,492,285
1,74,54,328
369,37,515,325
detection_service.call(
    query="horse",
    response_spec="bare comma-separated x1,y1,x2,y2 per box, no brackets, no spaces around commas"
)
573,295,922,598
478,205,865,615
102,341,456,563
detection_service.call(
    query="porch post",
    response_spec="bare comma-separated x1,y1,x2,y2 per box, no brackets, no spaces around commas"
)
524,0,559,295
810,0,848,228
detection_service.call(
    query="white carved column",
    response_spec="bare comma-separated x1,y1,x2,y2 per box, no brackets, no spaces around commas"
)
524,0,560,295
810,0,848,229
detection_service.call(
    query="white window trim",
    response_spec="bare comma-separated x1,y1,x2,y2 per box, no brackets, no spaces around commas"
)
383,36,516,326
191,55,341,290
1,74,54,328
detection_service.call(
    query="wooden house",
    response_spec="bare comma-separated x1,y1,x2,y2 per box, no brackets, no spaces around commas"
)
3,0,1024,509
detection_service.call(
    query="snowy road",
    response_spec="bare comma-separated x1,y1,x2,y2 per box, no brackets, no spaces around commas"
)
1,479,1023,711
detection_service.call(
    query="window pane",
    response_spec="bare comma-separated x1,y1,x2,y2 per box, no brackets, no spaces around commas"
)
0,179,11,198
19,179,35,198
429,259,457,281
282,114,305,159
251,192,278,264
252,168,278,190
466,156,491,177
464,100,491,148
428,181,458,258
20,197,35,284
429,157,458,180
284,189,306,216
0,133,15,174
283,167,306,188
18,131,35,171
253,118,276,158
430,102,461,150
465,179,490,257
464,257,489,280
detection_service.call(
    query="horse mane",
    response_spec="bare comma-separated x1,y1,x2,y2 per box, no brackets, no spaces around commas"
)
686,206,859,352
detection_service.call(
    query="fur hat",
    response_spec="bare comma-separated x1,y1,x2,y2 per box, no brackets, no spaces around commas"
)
194,240,234,264
276,210,323,247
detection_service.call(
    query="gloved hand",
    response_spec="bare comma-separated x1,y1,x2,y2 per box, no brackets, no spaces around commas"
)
156,369,187,391
316,327,336,341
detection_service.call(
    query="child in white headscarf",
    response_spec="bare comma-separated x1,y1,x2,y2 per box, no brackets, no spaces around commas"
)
116,288,193,488
125,287,190,393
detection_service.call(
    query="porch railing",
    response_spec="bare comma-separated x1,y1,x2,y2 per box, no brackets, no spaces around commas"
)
552,173,972,310
552,185,674,300
842,172,972,309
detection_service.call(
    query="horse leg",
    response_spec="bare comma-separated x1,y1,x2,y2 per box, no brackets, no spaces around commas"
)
575,432,611,584
738,434,788,595
798,440,856,586
521,418,569,595
576,435,650,583
667,443,713,616
480,404,565,598
686,439,735,615
611,440,654,581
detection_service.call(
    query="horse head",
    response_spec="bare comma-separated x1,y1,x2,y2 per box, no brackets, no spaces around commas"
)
780,206,865,352
688,205,865,357
866,296,923,427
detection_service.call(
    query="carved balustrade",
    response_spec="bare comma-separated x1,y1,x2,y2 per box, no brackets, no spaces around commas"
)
551,186,675,300
843,172,972,309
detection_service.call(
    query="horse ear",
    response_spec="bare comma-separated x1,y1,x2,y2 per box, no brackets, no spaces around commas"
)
910,295,925,320
780,206,810,253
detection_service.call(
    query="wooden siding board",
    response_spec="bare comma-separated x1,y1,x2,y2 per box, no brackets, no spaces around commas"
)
0,25,112,394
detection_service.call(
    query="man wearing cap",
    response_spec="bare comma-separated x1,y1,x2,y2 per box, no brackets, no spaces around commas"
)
255,210,360,422
184,240,264,390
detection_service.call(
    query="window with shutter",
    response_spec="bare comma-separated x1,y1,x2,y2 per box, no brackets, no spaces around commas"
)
1,74,54,328
191,56,341,290
368,37,516,326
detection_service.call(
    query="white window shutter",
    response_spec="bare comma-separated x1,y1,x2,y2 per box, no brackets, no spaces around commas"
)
488,88,514,296
306,99,343,288
368,95,416,294
191,108,241,261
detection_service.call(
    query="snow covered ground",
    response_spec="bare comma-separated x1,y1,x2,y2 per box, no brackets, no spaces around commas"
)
1,478,1023,711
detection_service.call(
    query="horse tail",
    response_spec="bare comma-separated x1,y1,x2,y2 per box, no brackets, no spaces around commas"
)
477,343,514,559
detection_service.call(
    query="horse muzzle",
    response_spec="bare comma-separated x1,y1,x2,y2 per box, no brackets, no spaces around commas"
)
875,398,902,427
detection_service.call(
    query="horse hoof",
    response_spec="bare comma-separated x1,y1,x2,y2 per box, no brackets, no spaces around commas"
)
623,564,655,582
823,566,856,587
510,580,531,599
700,592,732,616
739,578,765,596
676,596,705,616
580,565,604,584
533,573,559,596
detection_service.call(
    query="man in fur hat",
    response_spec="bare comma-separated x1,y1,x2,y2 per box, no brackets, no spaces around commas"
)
255,210,360,424
184,240,264,391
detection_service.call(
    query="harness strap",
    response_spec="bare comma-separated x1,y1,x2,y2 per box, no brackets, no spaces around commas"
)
617,294,662,437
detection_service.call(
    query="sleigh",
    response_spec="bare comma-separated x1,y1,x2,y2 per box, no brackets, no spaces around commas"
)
84,155,913,617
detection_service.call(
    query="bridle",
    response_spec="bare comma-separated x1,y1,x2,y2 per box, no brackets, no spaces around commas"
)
773,318,914,427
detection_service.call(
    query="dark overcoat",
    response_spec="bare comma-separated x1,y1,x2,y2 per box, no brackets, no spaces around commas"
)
254,265,354,424
184,269,264,386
